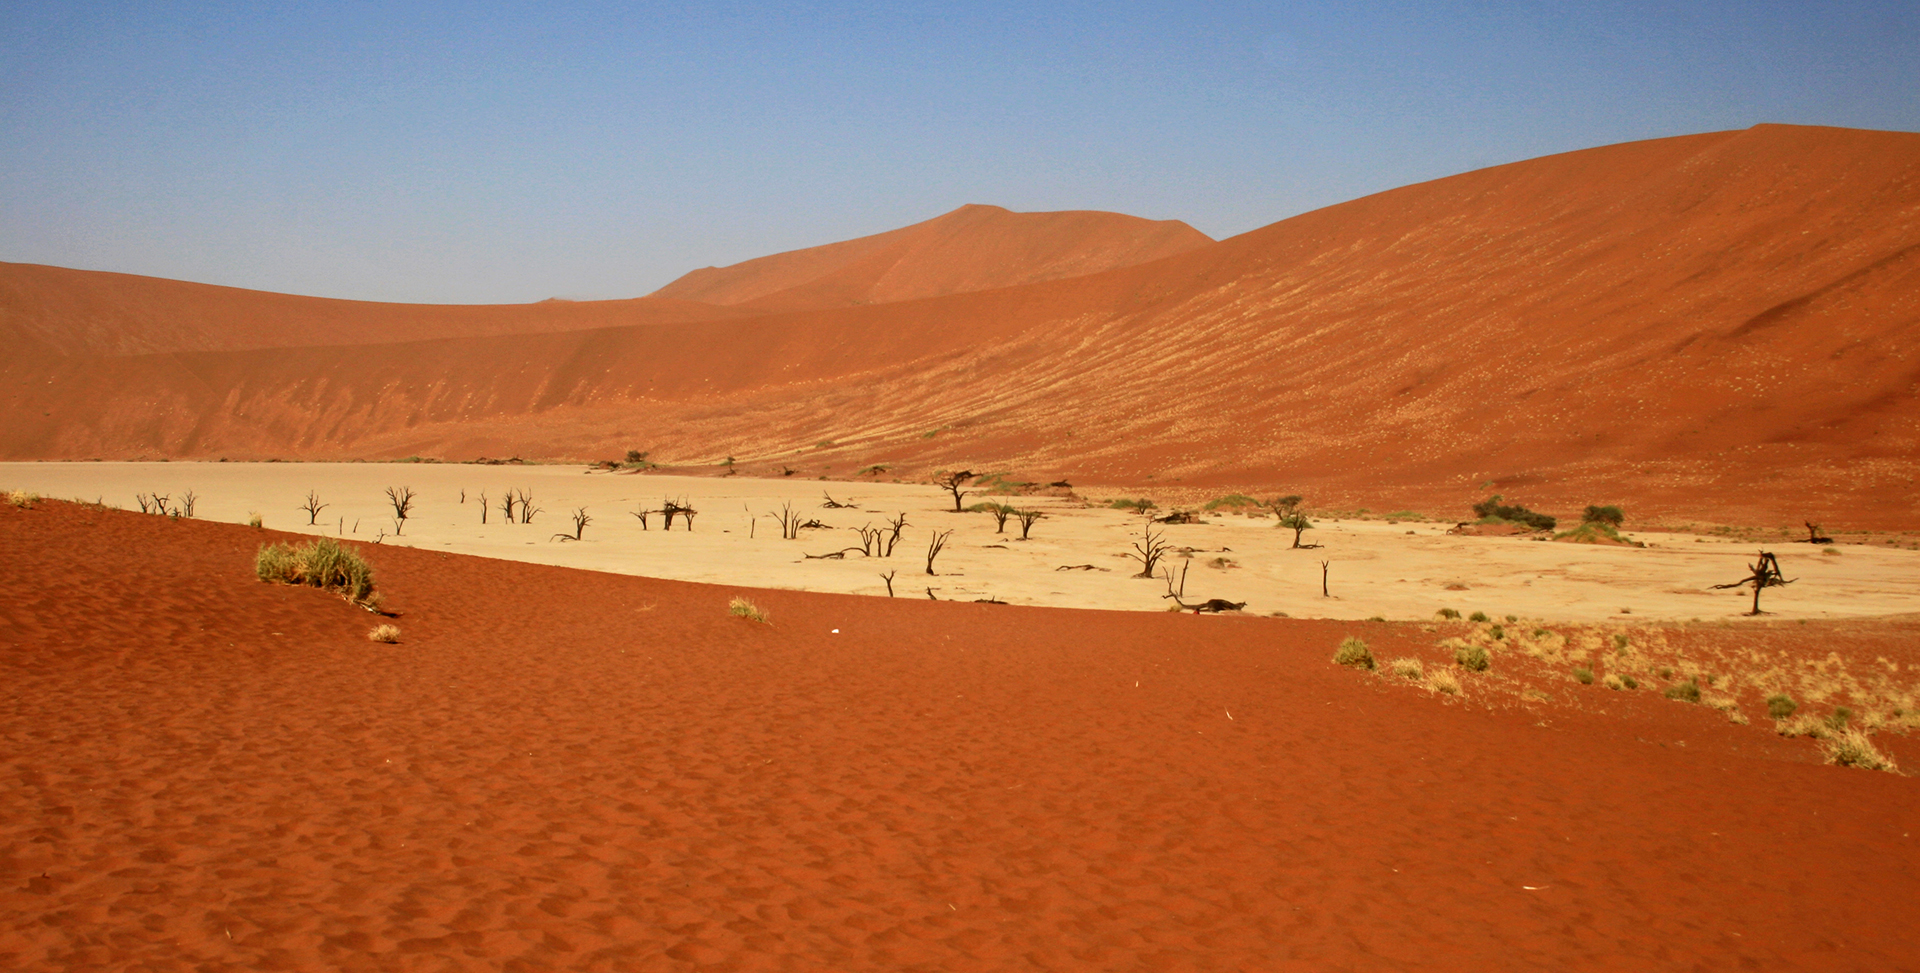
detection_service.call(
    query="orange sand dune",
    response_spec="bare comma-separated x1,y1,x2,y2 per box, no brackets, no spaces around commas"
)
649,203,1214,311
0,262,757,356
5,499,1918,970
5,124,1919,526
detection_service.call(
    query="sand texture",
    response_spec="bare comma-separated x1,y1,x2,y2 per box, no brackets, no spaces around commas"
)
4,499,1918,971
4,125,1918,527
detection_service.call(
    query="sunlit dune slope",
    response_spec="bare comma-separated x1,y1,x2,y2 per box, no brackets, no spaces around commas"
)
4,124,1918,525
0,262,757,356
649,203,1215,311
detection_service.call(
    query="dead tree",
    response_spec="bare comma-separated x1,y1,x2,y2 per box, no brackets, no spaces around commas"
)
821,491,856,509
178,489,197,518
1803,522,1833,544
1710,551,1795,615
300,490,330,525
769,502,801,539
551,507,590,541
1319,559,1331,597
385,486,415,534
880,570,896,597
1015,509,1043,540
855,524,885,556
925,529,954,575
883,512,909,556
1125,519,1171,578
517,490,541,524
499,491,517,524
631,504,652,530
660,497,695,530
1160,562,1246,613
935,470,976,513
477,491,488,524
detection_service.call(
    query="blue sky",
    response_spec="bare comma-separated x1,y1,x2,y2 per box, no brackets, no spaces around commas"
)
3,1,1916,304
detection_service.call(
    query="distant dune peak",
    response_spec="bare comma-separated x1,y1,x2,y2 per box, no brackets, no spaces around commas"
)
648,203,1215,311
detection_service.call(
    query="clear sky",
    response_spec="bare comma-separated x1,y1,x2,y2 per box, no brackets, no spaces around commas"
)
3,1,1916,304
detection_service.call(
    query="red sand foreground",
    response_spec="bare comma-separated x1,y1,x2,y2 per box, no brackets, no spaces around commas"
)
3,501,1916,971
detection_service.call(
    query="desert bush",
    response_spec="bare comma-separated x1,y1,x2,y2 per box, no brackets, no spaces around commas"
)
247,512,263,528
1581,505,1625,527
1436,608,1460,620
1203,494,1261,513
1427,670,1463,695
1389,657,1425,681
8,489,40,508
1573,667,1594,685
1602,674,1628,691
368,624,401,643
1454,644,1490,672
1612,633,1631,653
255,537,375,604
728,596,770,624
1109,498,1157,513
1822,729,1898,772
1767,693,1798,720
1488,624,1506,641
1664,680,1701,703
1467,611,1489,623
1333,636,1375,670
1656,666,1674,679
1471,495,1557,531
1827,706,1853,730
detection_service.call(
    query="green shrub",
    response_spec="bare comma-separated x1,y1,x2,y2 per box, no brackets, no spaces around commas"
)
1488,624,1506,641
1367,615,1386,623
1664,680,1701,703
1468,611,1489,623
1582,505,1625,527
1203,494,1260,512
1436,608,1461,620
1573,668,1594,685
1333,636,1375,670
1109,498,1156,513
1472,495,1557,531
1621,675,1639,690
1455,644,1490,672
1612,633,1631,653
255,537,375,604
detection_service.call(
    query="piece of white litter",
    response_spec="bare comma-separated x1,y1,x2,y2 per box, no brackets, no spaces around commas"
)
1522,886,1549,890
1225,709,1234,720
831,628,839,633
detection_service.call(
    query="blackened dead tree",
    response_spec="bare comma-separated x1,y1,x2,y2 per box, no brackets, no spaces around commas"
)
517,491,541,524
821,491,856,509
1711,551,1795,615
1320,559,1331,597
935,470,976,513
477,491,488,524
631,503,652,530
300,490,329,525
883,513,909,556
1160,562,1246,613
499,490,517,524
551,507,590,541
386,486,416,535
880,570,896,597
1014,508,1043,540
1125,519,1171,578
769,502,801,539
925,529,954,575
1803,522,1833,544
178,489,197,518
855,524,885,556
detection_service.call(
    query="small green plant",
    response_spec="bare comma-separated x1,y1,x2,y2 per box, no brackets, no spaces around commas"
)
1766,694,1798,720
1613,633,1630,652
1455,644,1490,672
368,624,401,643
1826,706,1853,730
1468,611,1489,623
728,596,770,624
1436,608,1460,620
1333,636,1375,670
1389,658,1425,681
247,512,263,528
1202,494,1260,512
1573,668,1594,685
255,537,375,605
1488,624,1505,641
1664,680,1701,703
1621,675,1639,689
1472,495,1556,531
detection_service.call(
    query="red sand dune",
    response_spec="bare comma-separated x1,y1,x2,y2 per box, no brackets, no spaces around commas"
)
4,500,1918,971
4,124,1919,526
648,203,1215,312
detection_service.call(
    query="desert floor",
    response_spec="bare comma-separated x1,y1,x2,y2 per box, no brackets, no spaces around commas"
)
2,499,1917,971
3,462,1917,624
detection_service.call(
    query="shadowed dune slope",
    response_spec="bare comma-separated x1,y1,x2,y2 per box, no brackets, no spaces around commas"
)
5,124,1919,525
0,262,757,356
4,500,1918,970
649,203,1215,311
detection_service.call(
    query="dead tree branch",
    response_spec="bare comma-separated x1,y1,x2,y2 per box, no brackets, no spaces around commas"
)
1710,551,1795,615
925,529,954,575
300,490,329,525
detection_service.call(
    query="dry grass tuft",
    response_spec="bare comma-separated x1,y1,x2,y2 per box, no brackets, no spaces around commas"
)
1388,657,1425,681
256,537,375,605
1333,636,1375,670
367,624,401,643
1426,670,1463,695
729,596,771,624
7,489,40,508
1822,729,1899,772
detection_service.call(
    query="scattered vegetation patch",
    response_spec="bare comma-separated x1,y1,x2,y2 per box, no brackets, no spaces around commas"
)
728,597,771,624
1333,636,1375,670
1426,670,1463,695
1454,643,1490,672
1663,680,1702,703
1581,505,1625,527
1202,494,1262,514
1602,673,1631,691
1109,498,1157,513
1471,494,1557,531
255,537,376,606
1573,667,1594,685
1553,521,1644,546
